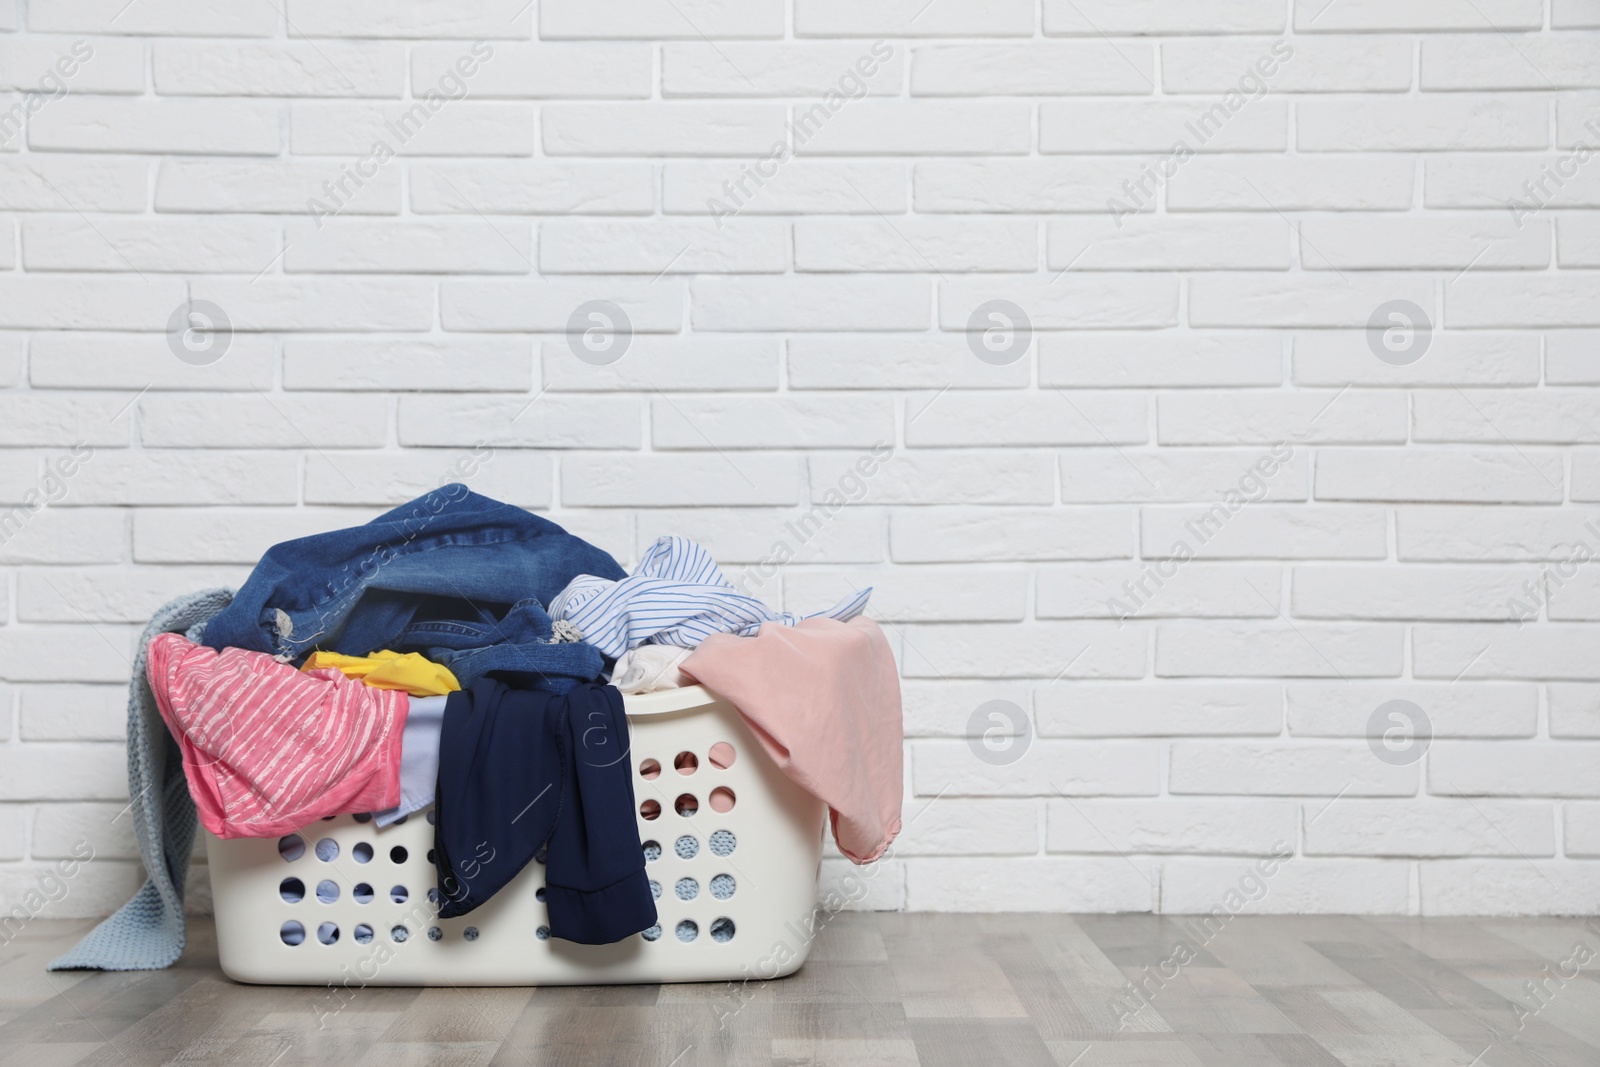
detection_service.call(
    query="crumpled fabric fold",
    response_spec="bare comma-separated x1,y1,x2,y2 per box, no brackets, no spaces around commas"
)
301,648,460,696
551,535,870,659
433,679,656,945
147,635,408,840
50,588,234,972
201,484,623,691
682,616,903,864
611,644,693,694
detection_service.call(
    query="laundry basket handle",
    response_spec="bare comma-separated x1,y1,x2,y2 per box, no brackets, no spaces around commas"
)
622,684,723,718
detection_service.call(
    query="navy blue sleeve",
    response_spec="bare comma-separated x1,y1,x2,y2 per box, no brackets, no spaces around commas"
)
433,679,655,944
433,681,563,920
543,684,658,944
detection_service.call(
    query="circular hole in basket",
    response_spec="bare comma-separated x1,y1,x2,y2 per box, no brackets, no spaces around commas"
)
675,835,699,860
639,758,661,780
352,842,373,864
393,814,408,826
709,829,736,857
317,922,340,945
316,879,339,904
674,794,698,818
428,887,441,905
642,925,662,942
391,925,409,943
427,927,442,942
536,926,550,941
353,882,374,904
321,815,334,822
278,834,305,862
675,877,699,901
649,880,661,900
353,812,372,824
640,799,661,821
314,838,339,862
389,845,408,864
536,887,546,902
390,885,408,904
427,849,436,865
279,877,305,904
642,840,661,862
674,751,698,775
280,920,305,946
463,926,479,941
711,873,736,900
675,920,698,943
426,809,436,825
708,742,736,769
710,917,736,943
709,787,736,814
353,923,374,945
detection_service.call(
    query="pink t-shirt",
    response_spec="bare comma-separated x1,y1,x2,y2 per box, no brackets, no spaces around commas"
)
146,634,408,839
683,616,903,864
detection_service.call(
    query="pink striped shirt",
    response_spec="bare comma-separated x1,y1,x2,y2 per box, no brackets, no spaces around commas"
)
147,634,408,840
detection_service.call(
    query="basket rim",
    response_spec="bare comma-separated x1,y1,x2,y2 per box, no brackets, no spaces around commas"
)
621,684,720,718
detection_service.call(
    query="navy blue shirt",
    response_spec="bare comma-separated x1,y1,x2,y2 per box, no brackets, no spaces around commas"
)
432,679,656,945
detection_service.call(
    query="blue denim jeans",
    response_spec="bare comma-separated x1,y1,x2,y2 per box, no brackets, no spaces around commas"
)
201,485,625,690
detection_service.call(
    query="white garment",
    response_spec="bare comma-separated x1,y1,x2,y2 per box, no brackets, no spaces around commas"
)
611,645,694,694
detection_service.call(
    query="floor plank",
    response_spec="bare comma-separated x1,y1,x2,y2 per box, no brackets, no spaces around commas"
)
3,914,1599,1066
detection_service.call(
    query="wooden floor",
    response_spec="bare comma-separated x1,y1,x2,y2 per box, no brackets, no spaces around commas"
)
3,913,1599,1066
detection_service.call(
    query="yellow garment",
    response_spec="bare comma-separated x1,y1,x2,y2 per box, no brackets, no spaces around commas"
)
301,649,460,697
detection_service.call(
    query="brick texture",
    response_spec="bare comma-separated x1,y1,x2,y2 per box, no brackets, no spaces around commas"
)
0,5,1595,921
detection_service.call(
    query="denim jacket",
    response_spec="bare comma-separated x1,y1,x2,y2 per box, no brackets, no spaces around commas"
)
201,484,625,691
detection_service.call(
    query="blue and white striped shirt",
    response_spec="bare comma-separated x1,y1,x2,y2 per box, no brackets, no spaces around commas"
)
549,536,872,659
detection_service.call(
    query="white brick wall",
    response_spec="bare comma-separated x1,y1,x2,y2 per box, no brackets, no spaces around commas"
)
1,0,1597,924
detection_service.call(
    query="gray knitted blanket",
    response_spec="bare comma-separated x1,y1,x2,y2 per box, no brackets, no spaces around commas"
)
49,588,234,971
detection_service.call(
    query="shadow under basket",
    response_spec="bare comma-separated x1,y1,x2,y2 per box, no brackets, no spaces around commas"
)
205,685,827,986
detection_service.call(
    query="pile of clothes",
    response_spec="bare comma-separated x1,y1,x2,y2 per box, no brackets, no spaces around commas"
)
51,485,903,966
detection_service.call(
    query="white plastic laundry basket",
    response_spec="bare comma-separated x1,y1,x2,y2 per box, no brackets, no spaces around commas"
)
206,685,827,985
